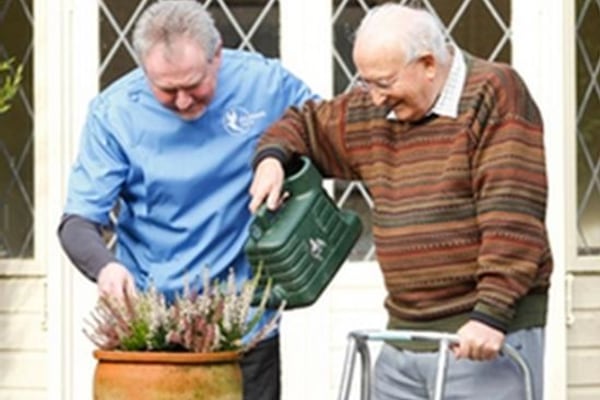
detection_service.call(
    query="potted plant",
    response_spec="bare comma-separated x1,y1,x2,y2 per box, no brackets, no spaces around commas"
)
84,267,283,400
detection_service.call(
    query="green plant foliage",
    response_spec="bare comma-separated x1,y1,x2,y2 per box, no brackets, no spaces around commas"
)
0,58,23,114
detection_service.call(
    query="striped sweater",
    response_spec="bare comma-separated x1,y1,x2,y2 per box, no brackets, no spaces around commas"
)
254,54,552,336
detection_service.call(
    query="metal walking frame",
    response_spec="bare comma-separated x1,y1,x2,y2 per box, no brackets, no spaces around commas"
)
337,330,534,400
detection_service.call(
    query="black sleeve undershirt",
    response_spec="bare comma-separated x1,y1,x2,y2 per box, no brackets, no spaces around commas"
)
57,214,118,282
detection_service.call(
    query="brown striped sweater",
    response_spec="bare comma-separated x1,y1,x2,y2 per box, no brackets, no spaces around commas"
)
254,54,552,336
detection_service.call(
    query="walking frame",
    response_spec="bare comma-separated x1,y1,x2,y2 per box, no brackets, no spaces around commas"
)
337,330,534,400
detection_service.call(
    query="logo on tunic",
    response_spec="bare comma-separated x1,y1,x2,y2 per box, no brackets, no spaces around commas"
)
222,106,266,137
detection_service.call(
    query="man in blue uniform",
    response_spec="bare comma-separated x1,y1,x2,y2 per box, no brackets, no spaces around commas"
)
57,1,317,399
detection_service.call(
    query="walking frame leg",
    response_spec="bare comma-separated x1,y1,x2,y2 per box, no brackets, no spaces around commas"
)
432,338,451,400
337,333,373,400
338,335,358,400
356,337,372,400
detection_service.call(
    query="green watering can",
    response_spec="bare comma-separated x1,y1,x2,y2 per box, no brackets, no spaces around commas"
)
245,156,363,309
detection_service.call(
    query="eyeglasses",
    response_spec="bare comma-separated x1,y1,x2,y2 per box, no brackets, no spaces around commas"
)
356,72,403,92
355,57,420,92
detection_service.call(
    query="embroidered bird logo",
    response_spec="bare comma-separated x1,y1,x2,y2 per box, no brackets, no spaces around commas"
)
224,109,244,133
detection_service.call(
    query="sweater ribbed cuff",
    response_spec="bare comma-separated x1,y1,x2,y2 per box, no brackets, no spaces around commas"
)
252,148,288,170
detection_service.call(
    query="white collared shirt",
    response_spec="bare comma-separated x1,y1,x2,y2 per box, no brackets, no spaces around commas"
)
430,43,466,119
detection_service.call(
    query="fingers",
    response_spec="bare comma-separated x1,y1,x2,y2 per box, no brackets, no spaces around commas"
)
248,187,267,214
451,339,500,361
249,158,285,213
124,274,138,299
452,320,504,361
97,262,137,300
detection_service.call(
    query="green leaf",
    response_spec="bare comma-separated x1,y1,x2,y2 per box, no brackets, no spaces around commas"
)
0,58,23,114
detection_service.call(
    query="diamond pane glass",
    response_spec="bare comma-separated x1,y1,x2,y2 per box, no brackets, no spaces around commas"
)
332,0,511,261
0,0,34,259
576,0,600,255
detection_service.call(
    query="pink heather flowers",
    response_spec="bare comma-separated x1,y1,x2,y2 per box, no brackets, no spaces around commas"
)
84,266,284,353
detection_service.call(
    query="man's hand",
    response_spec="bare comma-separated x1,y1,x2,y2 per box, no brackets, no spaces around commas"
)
97,261,137,299
249,157,285,213
451,320,505,361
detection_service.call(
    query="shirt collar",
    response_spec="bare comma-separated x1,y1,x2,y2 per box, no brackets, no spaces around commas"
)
430,43,466,119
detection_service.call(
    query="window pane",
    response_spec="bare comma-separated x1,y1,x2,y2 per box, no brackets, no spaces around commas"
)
575,0,600,255
0,0,34,259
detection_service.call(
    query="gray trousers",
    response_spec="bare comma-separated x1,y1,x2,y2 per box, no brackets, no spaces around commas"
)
373,328,544,400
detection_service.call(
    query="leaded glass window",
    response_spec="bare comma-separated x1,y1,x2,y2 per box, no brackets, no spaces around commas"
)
0,0,34,259
575,0,600,255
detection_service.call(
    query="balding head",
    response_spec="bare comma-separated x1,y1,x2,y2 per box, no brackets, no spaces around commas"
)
351,4,453,122
353,4,448,67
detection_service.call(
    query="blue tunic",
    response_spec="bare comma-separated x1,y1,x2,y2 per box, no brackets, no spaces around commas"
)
64,49,317,338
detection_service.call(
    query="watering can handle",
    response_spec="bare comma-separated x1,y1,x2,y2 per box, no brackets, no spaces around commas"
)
283,156,322,195
251,204,279,239
250,156,320,239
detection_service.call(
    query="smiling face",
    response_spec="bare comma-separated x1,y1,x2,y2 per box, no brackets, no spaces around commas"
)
353,39,439,122
143,37,221,121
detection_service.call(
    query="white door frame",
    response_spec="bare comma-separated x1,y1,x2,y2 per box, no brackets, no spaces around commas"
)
512,1,572,399
279,1,338,398
44,0,99,399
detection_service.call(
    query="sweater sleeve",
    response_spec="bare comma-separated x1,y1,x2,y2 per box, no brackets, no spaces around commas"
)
469,66,550,331
254,95,358,180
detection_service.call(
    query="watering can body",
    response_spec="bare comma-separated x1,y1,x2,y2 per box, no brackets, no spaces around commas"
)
245,156,363,309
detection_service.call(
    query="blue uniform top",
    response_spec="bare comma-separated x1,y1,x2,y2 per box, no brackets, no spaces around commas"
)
64,49,318,339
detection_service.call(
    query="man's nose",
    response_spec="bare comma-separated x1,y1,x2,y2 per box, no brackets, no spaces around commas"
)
369,88,387,106
174,90,193,110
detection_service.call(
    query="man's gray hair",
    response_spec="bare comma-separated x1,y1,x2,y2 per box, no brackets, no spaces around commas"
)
356,4,449,65
133,0,221,63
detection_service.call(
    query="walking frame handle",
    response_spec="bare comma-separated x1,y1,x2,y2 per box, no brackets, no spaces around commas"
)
337,329,534,400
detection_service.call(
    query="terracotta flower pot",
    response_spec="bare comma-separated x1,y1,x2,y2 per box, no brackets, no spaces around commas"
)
93,350,242,400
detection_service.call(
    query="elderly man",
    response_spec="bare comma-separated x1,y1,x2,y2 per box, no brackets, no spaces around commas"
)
249,4,551,400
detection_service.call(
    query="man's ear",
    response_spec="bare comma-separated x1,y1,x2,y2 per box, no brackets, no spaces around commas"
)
420,53,437,80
